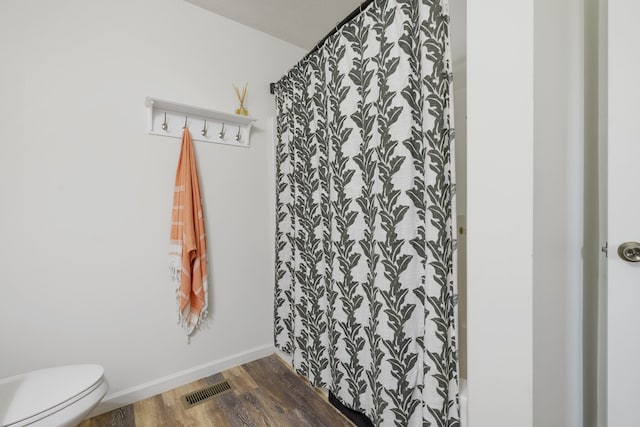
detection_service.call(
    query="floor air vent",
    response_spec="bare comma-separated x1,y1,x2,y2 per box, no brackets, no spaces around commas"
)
181,380,232,409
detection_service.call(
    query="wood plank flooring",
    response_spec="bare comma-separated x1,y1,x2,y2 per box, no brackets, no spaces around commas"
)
79,355,354,427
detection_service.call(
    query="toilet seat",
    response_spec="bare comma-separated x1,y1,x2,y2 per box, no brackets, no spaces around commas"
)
0,365,105,427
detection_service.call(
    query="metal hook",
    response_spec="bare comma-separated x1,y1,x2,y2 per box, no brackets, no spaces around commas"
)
182,116,188,130
235,126,241,142
161,112,168,131
201,120,207,137
218,122,225,139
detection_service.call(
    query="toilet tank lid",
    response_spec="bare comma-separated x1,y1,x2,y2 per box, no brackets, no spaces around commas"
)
0,364,104,427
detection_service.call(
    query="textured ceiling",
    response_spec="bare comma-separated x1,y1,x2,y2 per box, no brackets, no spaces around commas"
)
185,0,466,62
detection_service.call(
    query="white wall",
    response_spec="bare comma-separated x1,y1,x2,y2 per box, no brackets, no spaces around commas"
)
533,0,601,425
533,0,586,426
468,0,601,424
467,1,534,426
0,0,304,409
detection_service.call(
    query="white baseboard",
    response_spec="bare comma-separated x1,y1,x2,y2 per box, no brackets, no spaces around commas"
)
90,344,276,417
274,348,292,366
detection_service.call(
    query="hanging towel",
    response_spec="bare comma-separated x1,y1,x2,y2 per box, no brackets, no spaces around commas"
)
169,127,208,336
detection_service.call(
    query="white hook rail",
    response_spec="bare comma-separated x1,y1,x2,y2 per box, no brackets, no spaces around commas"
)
145,97,257,148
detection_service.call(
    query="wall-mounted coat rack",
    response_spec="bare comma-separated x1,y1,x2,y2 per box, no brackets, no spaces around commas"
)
145,97,257,148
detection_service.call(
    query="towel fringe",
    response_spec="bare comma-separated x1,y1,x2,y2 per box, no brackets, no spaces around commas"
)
173,278,208,337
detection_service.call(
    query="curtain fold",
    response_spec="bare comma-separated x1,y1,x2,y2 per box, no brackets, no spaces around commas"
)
274,0,459,425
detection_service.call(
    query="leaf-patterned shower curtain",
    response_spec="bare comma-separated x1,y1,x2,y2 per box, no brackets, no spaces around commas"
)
273,0,459,425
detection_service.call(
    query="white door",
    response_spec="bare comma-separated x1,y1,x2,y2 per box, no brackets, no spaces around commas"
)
606,1,640,425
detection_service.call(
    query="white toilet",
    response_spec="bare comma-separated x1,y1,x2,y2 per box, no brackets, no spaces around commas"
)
0,364,108,427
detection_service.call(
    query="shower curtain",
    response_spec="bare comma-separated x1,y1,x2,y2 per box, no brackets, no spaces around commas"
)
273,0,459,425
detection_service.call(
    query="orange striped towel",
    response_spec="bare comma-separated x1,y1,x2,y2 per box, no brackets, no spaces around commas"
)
169,127,208,336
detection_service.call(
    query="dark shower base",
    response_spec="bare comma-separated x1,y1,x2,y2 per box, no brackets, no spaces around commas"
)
328,392,374,427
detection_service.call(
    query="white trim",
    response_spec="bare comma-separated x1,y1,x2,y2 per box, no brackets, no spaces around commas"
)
88,344,276,417
274,348,292,366
597,1,608,426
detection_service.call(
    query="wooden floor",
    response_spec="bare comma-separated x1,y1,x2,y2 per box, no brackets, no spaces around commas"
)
80,355,354,427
